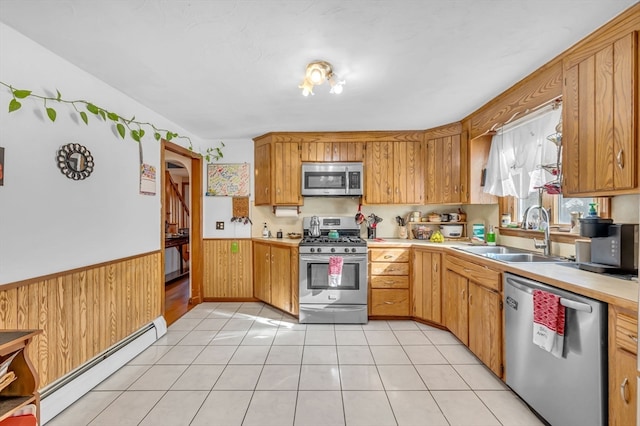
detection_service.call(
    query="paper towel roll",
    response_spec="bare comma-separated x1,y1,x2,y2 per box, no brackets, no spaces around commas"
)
274,207,299,217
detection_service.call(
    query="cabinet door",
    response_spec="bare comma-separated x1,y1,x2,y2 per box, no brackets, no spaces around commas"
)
412,250,442,323
468,282,502,377
270,245,292,313
253,242,271,303
364,141,394,204
442,269,468,345
563,32,637,195
610,348,637,426
273,142,301,205
394,141,424,204
254,143,271,205
426,135,462,204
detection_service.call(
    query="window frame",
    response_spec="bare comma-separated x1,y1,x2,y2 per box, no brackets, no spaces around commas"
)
499,195,610,227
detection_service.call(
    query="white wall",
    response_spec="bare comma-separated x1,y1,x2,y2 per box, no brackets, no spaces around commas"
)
0,23,200,284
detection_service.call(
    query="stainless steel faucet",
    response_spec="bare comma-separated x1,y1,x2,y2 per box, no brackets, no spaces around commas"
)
524,205,551,256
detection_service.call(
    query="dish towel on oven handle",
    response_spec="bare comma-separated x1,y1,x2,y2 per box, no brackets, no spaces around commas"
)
328,256,343,287
532,289,566,358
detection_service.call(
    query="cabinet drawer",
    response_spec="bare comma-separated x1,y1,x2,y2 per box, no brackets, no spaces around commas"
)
370,289,410,316
445,255,500,291
616,312,638,355
370,262,409,276
370,248,410,262
371,275,409,289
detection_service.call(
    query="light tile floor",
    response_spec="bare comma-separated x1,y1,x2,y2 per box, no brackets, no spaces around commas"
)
48,302,545,426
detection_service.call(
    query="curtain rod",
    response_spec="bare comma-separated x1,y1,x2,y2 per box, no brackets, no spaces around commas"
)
498,98,562,134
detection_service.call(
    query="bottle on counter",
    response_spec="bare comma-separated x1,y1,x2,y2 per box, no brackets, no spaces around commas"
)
277,229,283,239
262,223,269,238
486,225,496,246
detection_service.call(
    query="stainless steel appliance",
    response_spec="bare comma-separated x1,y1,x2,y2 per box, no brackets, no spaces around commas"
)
504,273,607,426
301,162,363,197
299,216,368,324
578,223,638,274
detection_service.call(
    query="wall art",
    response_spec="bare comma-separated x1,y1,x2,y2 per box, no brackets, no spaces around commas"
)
56,143,94,180
140,163,156,195
206,163,250,196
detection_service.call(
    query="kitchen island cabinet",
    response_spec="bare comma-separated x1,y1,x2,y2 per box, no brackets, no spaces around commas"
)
253,240,299,315
443,253,503,377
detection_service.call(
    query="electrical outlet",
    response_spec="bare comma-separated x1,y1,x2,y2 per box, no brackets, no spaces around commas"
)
216,221,224,230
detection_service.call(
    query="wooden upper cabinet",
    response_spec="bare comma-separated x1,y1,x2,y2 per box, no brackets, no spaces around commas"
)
425,122,465,204
365,141,395,204
253,135,302,206
301,141,364,162
364,139,425,204
254,143,271,205
562,31,638,196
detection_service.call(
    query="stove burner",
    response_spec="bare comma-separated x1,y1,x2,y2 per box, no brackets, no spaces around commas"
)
301,236,366,245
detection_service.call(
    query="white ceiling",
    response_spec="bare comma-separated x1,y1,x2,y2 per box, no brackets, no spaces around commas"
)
0,0,637,140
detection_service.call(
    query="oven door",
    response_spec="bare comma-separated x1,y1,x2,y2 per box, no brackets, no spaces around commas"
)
299,253,367,305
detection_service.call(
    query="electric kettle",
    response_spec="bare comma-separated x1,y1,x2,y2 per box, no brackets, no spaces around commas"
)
309,216,321,237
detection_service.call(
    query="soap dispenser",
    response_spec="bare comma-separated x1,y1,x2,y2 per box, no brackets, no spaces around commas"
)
262,223,269,238
486,225,496,246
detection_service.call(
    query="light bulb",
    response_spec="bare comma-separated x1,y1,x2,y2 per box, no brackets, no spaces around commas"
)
310,69,324,84
302,88,310,97
331,83,343,94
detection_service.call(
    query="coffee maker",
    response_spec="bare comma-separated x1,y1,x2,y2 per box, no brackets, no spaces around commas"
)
578,219,638,274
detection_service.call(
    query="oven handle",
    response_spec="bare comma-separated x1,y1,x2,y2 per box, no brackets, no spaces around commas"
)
300,254,367,262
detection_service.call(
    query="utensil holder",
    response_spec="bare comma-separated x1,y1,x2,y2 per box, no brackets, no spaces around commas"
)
398,226,408,239
367,227,376,239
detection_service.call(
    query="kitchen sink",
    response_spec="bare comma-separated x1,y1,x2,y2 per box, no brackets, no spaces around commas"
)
454,245,529,255
454,245,567,263
484,253,567,263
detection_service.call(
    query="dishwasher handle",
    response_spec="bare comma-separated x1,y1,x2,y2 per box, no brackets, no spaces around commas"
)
505,276,593,313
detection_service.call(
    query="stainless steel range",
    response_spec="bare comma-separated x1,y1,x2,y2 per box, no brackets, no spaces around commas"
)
299,216,368,324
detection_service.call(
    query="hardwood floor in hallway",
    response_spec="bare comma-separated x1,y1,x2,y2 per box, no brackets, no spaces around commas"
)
164,275,191,326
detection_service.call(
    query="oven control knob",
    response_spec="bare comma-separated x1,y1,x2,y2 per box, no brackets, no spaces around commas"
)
331,248,335,253
317,248,322,253
310,248,315,253
351,248,357,253
344,248,349,253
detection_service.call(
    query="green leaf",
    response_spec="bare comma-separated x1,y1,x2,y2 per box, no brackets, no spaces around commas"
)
8,99,21,112
80,111,89,125
138,129,145,139
116,123,125,139
98,110,106,120
46,107,57,122
56,89,62,101
12,89,31,99
86,103,99,114
166,131,174,141
154,132,161,141
131,129,140,142
107,112,119,121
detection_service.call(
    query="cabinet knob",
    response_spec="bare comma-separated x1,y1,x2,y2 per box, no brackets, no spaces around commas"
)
620,377,630,403
384,255,392,259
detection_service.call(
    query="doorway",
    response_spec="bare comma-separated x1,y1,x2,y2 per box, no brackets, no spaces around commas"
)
161,140,203,325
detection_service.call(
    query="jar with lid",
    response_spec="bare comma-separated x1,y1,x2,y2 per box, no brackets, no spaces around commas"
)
501,213,511,227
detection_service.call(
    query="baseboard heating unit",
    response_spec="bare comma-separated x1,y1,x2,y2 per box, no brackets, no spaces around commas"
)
40,316,167,425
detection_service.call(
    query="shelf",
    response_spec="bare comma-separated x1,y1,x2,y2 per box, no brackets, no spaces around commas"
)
407,221,467,225
0,396,35,422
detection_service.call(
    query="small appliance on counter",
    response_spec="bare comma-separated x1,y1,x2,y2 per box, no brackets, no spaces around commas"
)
577,219,638,274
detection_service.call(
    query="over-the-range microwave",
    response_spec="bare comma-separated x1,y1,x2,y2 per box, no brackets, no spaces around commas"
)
301,162,363,196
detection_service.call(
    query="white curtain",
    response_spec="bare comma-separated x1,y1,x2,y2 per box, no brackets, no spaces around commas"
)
483,107,562,198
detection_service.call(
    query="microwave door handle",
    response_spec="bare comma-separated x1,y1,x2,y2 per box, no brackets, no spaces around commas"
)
345,170,350,195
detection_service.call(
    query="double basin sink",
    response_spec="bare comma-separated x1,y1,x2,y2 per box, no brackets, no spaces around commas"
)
454,245,567,264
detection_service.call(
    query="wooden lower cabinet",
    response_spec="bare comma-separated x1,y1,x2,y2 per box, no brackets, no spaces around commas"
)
412,248,442,323
369,248,410,317
443,254,503,377
203,239,253,298
609,305,638,426
253,241,298,315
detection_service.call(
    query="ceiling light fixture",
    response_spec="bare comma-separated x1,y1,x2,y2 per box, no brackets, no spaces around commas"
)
299,60,345,96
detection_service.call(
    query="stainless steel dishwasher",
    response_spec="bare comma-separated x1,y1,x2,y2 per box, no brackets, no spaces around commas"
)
504,273,607,426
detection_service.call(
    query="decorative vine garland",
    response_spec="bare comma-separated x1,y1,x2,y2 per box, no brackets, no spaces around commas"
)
0,81,224,162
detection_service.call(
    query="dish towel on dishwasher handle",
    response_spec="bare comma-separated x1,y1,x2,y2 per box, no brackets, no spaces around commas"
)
328,256,343,287
532,289,566,358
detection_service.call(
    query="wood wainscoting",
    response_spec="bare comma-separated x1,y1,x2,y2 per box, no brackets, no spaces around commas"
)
0,251,162,389
203,239,254,300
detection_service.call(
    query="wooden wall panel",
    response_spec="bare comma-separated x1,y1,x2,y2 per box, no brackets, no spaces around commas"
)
203,239,253,299
0,251,162,389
